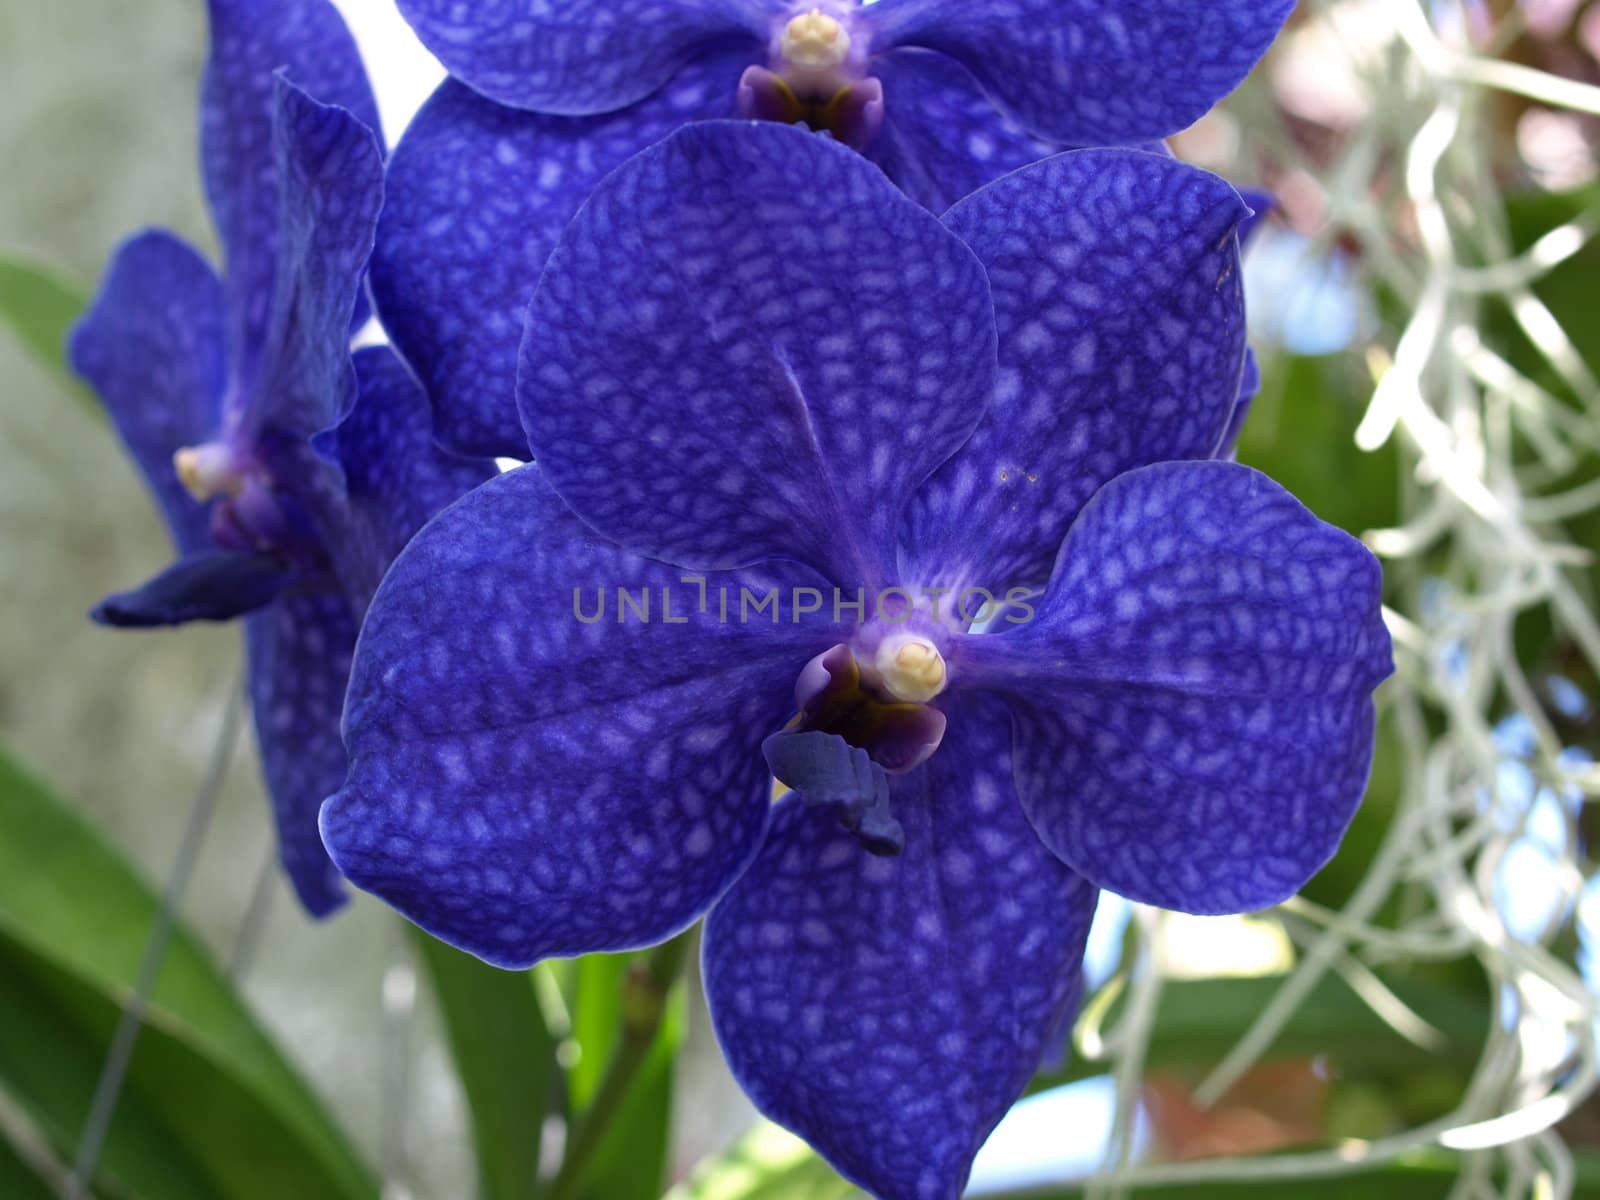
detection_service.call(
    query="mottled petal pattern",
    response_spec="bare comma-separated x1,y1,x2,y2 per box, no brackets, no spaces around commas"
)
372,54,745,459
202,0,381,369
91,552,290,628
521,121,996,584
867,50,1058,215
69,231,228,556
394,0,770,115
968,461,1393,913
247,77,384,440
1220,347,1262,459
705,694,1096,1200
905,150,1250,591
864,0,1295,145
321,467,841,967
322,347,497,612
247,582,359,917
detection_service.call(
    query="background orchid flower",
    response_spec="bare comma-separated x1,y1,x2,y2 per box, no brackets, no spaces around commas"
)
395,0,1295,150
374,0,1294,458
69,0,494,916
320,122,1392,1198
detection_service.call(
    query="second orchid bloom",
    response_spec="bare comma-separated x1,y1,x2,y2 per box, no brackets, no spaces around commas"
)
321,123,1392,1200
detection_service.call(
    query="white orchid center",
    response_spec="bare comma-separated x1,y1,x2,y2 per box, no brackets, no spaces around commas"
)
173,441,245,502
780,9,852,71
875,634,948,704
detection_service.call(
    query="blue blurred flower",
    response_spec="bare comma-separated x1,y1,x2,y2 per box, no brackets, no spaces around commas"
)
70,0,494,916
373,0,1294,457
321,123,1391,1198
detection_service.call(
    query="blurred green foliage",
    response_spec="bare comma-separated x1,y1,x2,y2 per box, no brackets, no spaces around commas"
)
1238,350,1401,540
0,745,372,1198
0,251,93,411
411,930,557,1200
0,1132,56,1200
1027,969,1486,1101
565,951,685,1200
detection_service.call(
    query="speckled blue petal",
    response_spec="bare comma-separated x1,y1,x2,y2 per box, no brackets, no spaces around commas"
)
91,551,290,628
69,231,227,556
704,693,1096,1200
247,582,359,917
320,466,840,967
371,53,745,459
866,50,1057,215
244,77,383,440
904,150,1249,592
1225,184,1272,461
202,0,381,370
1220,347,1262,459
968,461,1393,914
319,347,497,611
1221,195,1268,460
864,0,1294,145
521,121,995,585
393,0,770,115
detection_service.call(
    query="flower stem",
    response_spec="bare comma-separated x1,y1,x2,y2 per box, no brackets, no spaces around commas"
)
545,931,693,1200
66,672,244,1199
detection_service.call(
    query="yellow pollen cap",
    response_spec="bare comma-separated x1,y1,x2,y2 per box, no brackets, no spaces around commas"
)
875,634,948,704
781,9,851,70
173,443,242,502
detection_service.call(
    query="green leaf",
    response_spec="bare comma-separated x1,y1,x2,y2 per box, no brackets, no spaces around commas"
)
567,952,685,1200
409,928,557,1200
0,746,374,1199
1237,351,1400,539
1012,1145,1600,1198
578,987,682,1200
1012,1150,1461,1199
0,934,250,1199
669,1123,856,1200
569,954,628,1109
0,1104,58,1200
0,251,96,411
541,950,687,1200
1028,969,1487,1099
677,1133,1600,1200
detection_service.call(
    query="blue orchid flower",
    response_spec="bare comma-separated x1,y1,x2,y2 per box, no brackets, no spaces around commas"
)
395,0,1294,153
70,0,494,916
320,122,1391,1198
373,0,1293,458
